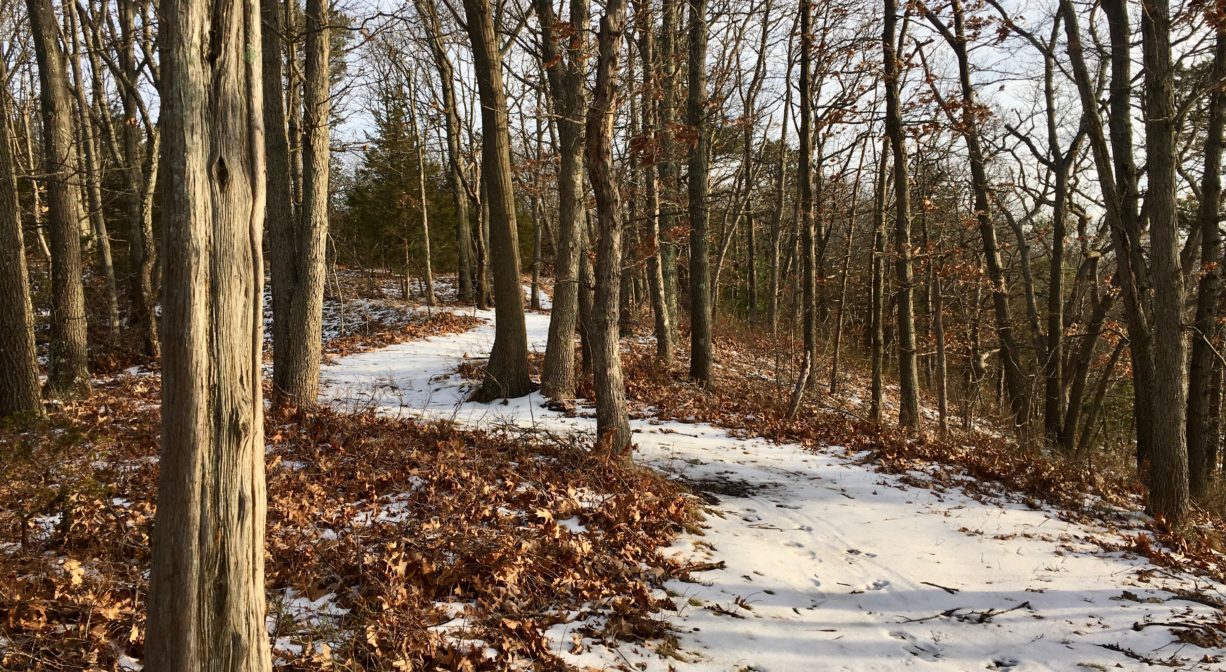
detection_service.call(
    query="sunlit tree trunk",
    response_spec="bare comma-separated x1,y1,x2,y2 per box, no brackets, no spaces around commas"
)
28,0,91,400
145,0,271,664
463,0,534,401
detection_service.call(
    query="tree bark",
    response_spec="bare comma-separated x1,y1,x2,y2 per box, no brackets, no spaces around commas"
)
145,0,272,664
1141,0,1189,524
1187,25,1226,498
407,66,436,305
536,0,589,399
635,0,674,364
28,0,91,400
417,0,474,302
464,0,535,401
870,136,889,423
788,0,816,416
687,0,712,385
587,0,632,455
883,0,919,429
270,0,330,408
0,56,41,418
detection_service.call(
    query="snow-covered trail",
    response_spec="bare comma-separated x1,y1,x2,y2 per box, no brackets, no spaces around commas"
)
322,308,1226,671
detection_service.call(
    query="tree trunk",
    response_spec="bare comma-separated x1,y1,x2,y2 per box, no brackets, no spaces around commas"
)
788,0,816,416
0,56,41,418
464,0,534,401
587,0,632,455
28,0,91,400
1141,0,1189,524
536,0,589,399
64,0,120,339
883,0,919,429
1187,27,1226,498
870,137,889,423
635,0,673,364
687,0,712,385
416,0,474,302
119,0,160,358
145,0,272,664
407,67,436,306
270,0,330,408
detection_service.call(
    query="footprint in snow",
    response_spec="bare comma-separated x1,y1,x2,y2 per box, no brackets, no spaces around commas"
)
889,630,943,661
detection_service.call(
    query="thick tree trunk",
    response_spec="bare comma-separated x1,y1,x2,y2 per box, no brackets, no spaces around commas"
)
687,0,712,385
0,56,41,418
536,0,589,399
1187,28,1226,498
883,0,919,429
587,0,632,455
464,0,534,401
1141,0,1189,524
28,0,91,400
145,0,272,664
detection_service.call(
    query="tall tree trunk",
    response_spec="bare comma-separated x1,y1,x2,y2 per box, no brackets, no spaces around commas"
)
921,0,1029,431
1142,0,1189,524
28,0,91,400
0,56,41,418
870,137,889,423
686,0,712,385
271,0,330,408
883,0,919,429
788,0,816,416
145,0,271,663
416,0,474,302
635,0,673,363
64,0,120,339
536,0,589,399
407,67,436,305
119,0,160,358
464,0,534,401
1187,27,1226,498
587,0,632,455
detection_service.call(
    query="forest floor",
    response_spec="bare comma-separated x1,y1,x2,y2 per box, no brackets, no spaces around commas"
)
3,273,1226,670
321,286,1226,671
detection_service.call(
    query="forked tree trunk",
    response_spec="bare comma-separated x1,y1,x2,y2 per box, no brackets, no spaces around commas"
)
271,0,330,408
28,0,91,400
883,0,919,429
0,56,41,418
463,0,534,401
145,0,271,665
587,0,632,455
536,0,589,399
687,0,712,386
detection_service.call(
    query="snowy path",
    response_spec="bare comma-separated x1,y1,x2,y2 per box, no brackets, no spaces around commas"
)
322,308,1226,671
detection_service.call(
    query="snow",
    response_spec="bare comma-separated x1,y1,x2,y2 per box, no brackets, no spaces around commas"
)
322,308,1226,670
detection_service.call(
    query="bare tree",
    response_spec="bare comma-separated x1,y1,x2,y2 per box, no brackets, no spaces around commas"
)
463,0,534,400
0,54,40,417
687,0,712,386
587,0,632,454
27,0,90,399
